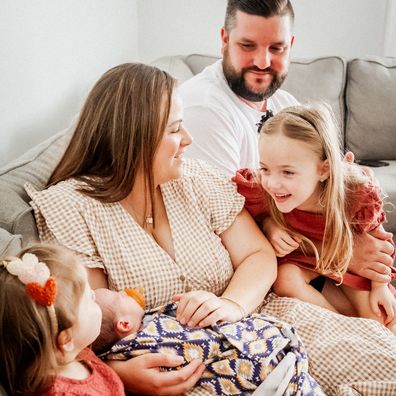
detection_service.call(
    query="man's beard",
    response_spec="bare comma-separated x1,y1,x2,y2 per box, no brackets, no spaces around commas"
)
222,48,287,102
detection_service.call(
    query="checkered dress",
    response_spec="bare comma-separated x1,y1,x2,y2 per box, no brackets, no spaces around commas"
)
26,159,396,395
26,159,244,311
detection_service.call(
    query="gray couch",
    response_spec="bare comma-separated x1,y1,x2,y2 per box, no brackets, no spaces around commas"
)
152,54,396,239
0,54,395,258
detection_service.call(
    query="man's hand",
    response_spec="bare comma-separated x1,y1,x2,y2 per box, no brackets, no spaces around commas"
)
349,228,395,282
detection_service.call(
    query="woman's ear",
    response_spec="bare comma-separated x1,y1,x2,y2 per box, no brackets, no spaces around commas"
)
115,319,133,335
57,329,74,353
319,159,330,182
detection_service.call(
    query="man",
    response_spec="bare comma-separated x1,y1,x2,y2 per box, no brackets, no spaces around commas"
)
181,0,394,295
181,0,297,176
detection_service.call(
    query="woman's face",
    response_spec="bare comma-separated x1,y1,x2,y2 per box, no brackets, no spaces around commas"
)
153,89,193,185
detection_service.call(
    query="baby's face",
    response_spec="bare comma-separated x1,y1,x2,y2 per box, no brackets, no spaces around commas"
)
95,288,145,333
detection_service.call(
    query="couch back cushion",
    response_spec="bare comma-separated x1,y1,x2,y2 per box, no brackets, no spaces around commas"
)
282,57,346,144
152,54,347,145
346,57,396,160
0,128,71,247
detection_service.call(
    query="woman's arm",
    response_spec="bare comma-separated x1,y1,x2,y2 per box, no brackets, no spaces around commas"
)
108,354,205,395
220,208,277,313
174,209,277,327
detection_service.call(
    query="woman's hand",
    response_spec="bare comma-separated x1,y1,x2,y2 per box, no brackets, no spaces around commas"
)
173,291,243,327
108,353,205,395
263,217,301,257
370,283,396,326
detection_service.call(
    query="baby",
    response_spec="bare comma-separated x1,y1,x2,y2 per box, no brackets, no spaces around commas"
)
92,288,324,396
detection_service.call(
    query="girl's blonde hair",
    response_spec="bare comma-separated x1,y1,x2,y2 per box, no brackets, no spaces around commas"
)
261,104,369,278
0,244,86,395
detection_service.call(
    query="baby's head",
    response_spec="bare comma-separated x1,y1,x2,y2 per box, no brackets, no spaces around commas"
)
92,288,145,355
0,243,102,395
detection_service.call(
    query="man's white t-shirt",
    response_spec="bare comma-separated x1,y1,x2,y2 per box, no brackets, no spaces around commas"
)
180,60,298,176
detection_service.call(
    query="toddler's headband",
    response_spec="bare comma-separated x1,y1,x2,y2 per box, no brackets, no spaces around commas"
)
1,253,58,335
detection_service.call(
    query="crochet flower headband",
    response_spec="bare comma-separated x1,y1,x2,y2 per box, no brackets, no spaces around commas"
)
1,253,58,335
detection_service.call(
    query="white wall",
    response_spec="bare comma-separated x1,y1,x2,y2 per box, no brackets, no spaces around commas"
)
1,0,395,166
138,0,394,62
0,0,139,167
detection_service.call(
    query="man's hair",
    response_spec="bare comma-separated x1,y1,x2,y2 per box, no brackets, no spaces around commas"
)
0,244,86,395
225,0,295,32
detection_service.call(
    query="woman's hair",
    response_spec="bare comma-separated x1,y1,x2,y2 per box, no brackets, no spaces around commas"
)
47,63,176,221
0,244,86,395
260,104,369,278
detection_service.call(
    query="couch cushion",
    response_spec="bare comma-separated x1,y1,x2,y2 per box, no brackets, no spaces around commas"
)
346,57,396,160
150,56,195,83
282,57,347,146
372,161,396,234
0,127,71,246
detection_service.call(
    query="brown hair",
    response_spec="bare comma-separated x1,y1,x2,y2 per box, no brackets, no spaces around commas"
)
47,63,176,221
225,0,295,32
260,104,369,279
0,244,86,395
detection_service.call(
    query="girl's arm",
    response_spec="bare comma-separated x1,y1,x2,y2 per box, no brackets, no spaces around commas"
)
370,280,396,325
262,216,301,257
174,209,277,327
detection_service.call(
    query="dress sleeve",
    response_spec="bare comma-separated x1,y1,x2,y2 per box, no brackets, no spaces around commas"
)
187,160,245,235
348,180,386,233
232,168,269,221
25,181,105,270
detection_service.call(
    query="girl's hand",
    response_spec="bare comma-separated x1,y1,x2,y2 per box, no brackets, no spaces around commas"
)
108,353,205,395
263,217,301,257
173,291,243,327
369,284,396,325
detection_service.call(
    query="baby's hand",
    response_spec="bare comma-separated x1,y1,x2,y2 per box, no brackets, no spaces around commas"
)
370,283,396,325
263,217,301,257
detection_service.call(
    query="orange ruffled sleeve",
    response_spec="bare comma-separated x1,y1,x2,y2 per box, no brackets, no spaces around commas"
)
232,168,269,221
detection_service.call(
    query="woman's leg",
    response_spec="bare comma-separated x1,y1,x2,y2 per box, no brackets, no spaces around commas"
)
260,294,396,395
273,264,338,312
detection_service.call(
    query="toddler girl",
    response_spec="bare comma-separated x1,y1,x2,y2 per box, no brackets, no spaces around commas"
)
234,104,396,332
0,244,124,395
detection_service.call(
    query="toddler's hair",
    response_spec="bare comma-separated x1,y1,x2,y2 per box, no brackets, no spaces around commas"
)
260,104,369,278
0,244,86,395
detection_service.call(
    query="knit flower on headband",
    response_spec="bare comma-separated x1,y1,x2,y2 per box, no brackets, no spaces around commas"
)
6,253,57,307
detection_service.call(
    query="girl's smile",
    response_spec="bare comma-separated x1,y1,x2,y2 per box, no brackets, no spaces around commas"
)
259,132,328,213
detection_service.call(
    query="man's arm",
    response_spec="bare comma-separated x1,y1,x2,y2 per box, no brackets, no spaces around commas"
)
349,227,395,282
183,105,240,176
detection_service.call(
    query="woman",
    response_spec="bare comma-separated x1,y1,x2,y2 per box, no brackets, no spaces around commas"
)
27,63,396,395
26,63,278,394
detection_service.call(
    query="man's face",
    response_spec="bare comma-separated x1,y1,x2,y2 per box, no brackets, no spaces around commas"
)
221,10,294,102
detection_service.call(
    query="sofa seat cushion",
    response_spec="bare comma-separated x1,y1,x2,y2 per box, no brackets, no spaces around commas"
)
346,58,396,160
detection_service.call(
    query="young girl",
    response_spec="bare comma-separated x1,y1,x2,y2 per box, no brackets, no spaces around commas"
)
234,104,396,332
0,244,124,396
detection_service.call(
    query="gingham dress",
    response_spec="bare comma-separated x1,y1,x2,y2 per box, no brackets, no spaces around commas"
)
26,160,243,311
26,159,396,395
